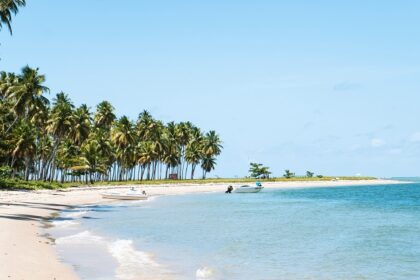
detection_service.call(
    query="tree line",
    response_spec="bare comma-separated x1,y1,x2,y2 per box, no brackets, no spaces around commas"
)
0,66,223,183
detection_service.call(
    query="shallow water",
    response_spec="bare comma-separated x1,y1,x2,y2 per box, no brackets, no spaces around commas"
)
50,183,420,279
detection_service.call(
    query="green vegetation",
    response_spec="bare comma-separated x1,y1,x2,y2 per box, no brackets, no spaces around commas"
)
0,178,71,190
0,176,378,190
0,3,378,191
0,0,25,35
306,171,314,178
249,163,271,178
283,169,295,179
0,67,223,184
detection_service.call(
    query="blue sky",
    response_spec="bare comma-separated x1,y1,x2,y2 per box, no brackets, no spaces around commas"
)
1,0,420,177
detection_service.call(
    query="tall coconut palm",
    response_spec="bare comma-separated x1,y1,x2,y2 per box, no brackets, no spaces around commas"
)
9,120,36,179
111,116,136,180
90,127,115,180
70,104,91,146
44,92,74,181
136,141,156,180
175,121,193,179
56,140,80,183
185,142,203,179
136,110,156,141
0,0,26,35
161,122,181,179
201,156,216,179
0,68,224,183
94,101,116,130
184,126,203,179
202,130,223,157
5,66,49,131
72,138,107,184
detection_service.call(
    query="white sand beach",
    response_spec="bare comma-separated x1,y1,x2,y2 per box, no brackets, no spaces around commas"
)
0,179,406,279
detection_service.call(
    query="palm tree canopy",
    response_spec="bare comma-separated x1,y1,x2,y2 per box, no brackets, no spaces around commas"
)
0,0,26,35
6,66,49,118
94,101,116,129
70,104,92,146
46,92,75,139
202,130,223,157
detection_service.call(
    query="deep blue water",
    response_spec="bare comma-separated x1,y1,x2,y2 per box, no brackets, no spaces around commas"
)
55,183,420,279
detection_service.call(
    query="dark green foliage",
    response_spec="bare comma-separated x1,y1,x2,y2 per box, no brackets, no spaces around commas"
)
249,163,271,178
283,169,295,179
306,171,314,178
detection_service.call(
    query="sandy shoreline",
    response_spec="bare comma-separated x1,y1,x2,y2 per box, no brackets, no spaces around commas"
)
0,179,408,279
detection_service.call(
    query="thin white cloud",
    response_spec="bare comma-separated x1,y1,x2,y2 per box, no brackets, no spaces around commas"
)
371,138,385,148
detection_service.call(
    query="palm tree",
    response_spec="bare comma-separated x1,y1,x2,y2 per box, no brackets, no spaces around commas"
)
185,142,203,179
175,122,193,179
0,68,224,183
90,127,115,181
71,138,107,184
184,126,203,179
136,141,155,180
199,130,222,178
94,101,116,130
56,140,80,183
9,120,36,179
136,110,155,140
5,66,49,132
201,156,216,179
161,122,181,179
44,92,74,181
202,130,222,157
111,116,136,180
70,104,91,146
0,0,26,35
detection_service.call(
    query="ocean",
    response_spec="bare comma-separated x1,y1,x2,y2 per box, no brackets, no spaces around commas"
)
49,182,420,279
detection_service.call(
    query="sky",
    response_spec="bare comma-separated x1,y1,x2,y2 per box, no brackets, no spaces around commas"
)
1,0,420,178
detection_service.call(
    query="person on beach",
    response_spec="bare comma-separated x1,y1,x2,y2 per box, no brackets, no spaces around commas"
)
225,185,233,193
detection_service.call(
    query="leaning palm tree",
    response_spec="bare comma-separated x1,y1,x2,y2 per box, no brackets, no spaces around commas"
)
0,0,26,35
44,92,75,181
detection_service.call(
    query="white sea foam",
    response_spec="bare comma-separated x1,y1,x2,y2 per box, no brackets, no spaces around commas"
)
63,210,88,218
51,220,79,228
108,239,173,280
55,230,104,245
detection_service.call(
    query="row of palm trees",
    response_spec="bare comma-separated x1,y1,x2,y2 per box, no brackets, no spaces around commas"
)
0,66,223,183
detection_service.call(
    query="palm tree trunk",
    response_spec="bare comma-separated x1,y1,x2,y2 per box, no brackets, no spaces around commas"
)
165,165,169,179
191,164,196,180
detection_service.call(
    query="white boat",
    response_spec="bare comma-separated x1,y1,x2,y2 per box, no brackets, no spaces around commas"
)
101,190,148,200
234,184,264,193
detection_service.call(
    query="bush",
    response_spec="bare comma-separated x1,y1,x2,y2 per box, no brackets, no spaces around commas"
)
0,166,12,179
0,178,67,190
283,170,295,179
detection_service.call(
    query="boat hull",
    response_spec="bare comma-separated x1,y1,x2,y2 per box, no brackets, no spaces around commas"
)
234,185,264,193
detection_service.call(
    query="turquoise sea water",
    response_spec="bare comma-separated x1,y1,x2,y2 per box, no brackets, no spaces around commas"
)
51,183,420,280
